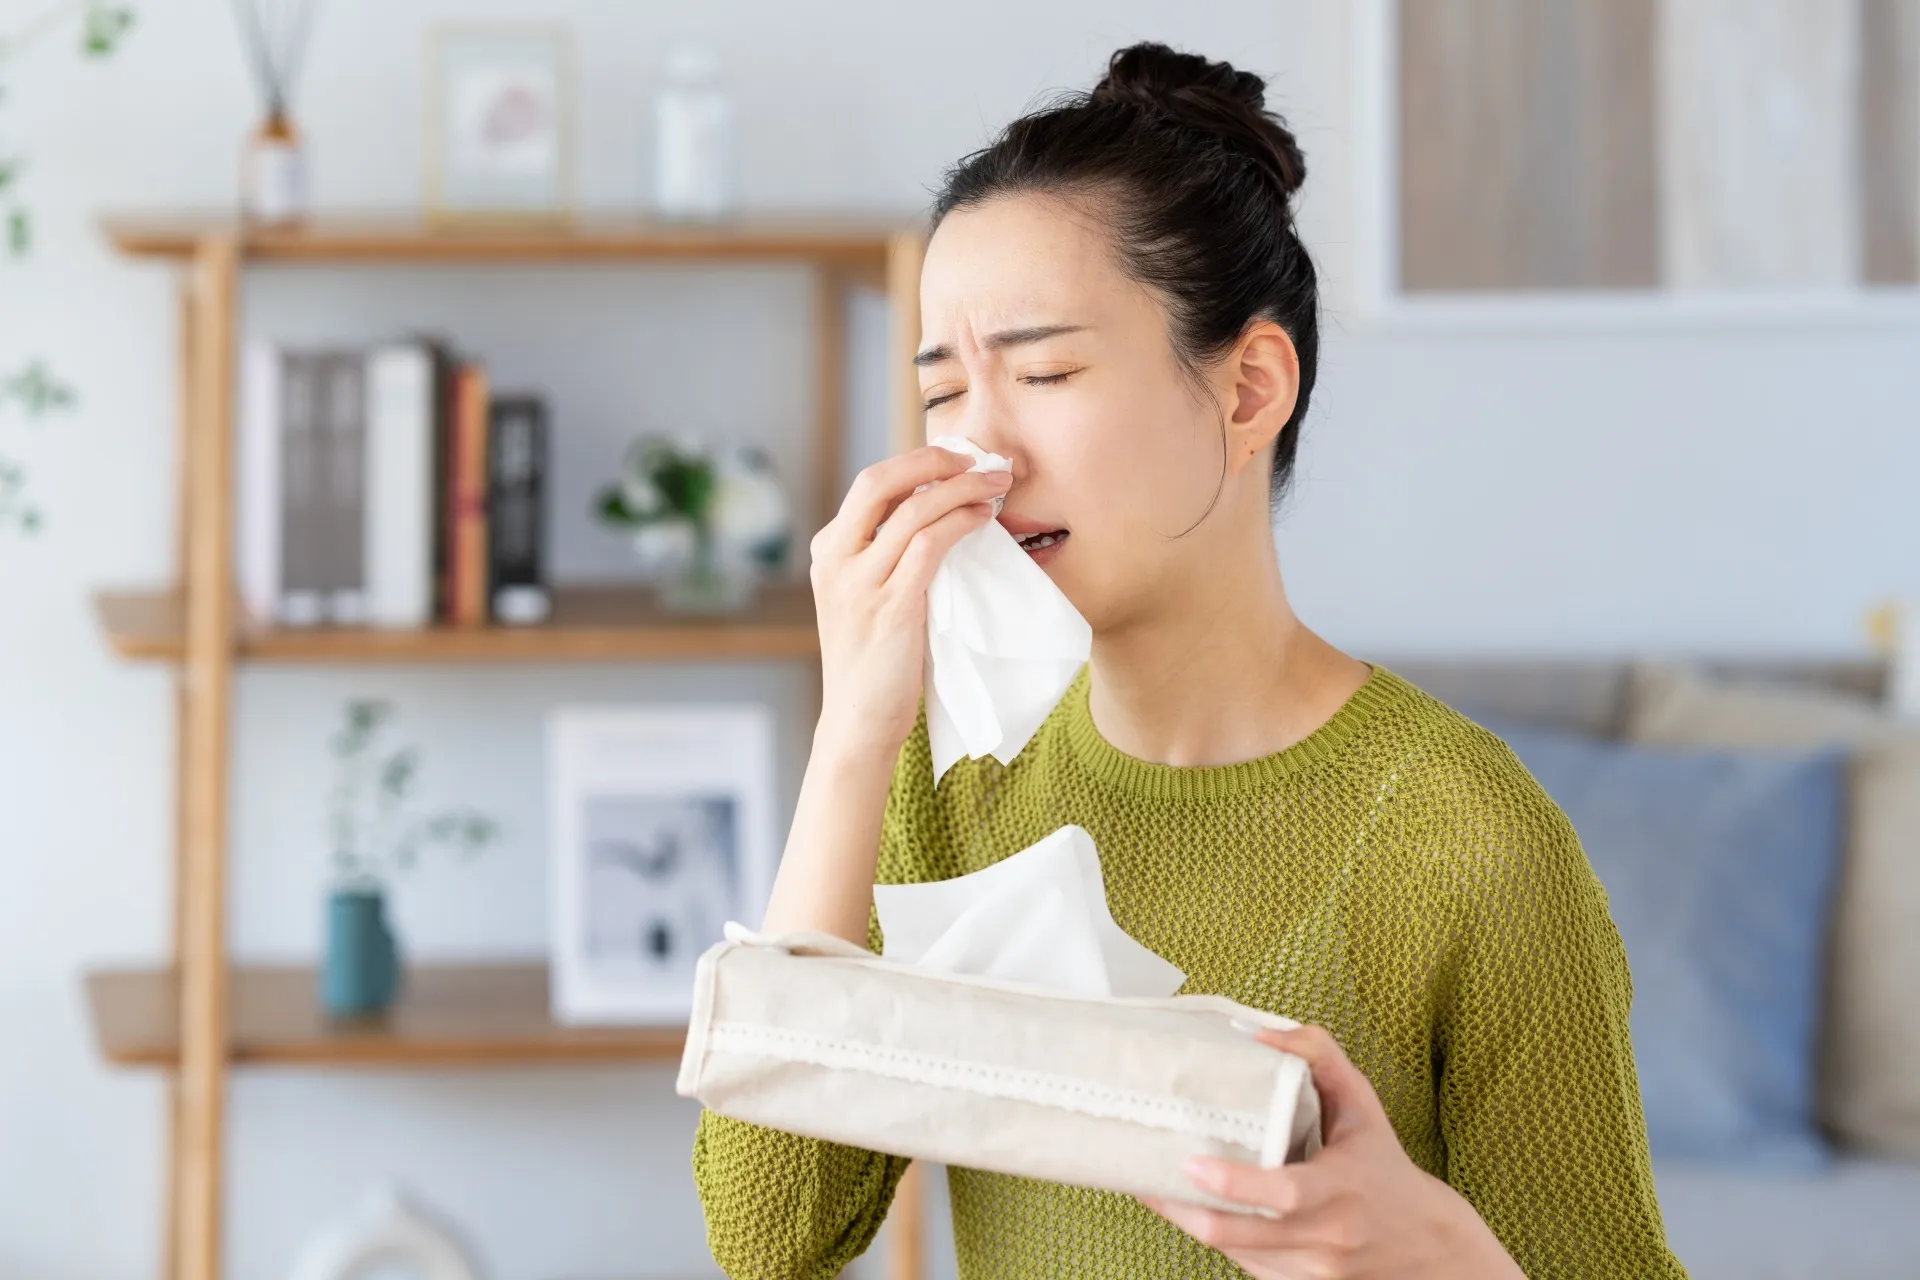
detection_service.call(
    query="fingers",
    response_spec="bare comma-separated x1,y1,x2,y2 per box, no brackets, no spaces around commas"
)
865,468,1010,578
1257,1024,1387,1142
1138,1191,1293,1252
888,500,997,594
1182,1156,1317,1217
817,446,978,558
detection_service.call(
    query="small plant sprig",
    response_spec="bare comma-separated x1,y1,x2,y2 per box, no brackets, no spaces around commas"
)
0,1,137,257
327,699,499,888
0,359,75,535
0,2,135,537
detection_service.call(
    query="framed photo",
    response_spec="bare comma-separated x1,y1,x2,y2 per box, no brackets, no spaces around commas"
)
424,24,573,223
547,705,778,1025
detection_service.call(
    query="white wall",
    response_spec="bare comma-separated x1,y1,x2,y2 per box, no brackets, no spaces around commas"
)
0,1,1914,1278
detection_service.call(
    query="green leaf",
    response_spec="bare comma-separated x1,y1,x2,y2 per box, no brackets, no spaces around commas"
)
82,5,136,57
379,748,418,799
2,362,76,417
7,209,28,258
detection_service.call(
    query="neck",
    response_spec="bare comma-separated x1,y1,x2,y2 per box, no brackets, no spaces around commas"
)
1085,523,1366,769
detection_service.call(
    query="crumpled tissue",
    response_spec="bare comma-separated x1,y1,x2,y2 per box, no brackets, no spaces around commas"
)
924,435,1092,784
873,824,1186,998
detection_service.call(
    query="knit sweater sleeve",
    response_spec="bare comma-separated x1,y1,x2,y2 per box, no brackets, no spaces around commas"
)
1429,742,1690,1280
689,719,943,1279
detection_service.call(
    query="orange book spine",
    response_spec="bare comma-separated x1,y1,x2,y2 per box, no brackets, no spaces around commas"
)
452,364,491,627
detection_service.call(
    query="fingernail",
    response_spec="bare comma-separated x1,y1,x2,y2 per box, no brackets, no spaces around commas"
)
986,470,1013,485
1183,1157,1223,1193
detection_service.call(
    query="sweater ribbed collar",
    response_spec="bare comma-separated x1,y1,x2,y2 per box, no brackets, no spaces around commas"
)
1058,663,1409,801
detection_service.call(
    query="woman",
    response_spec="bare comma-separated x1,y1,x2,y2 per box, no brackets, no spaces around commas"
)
694,42,1688,1280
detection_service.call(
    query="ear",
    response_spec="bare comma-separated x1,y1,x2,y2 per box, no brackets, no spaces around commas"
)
1221,320,1300,475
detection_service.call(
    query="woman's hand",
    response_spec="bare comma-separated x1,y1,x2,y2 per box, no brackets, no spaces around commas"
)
1140,1025,1525,1280
808,445,1012,758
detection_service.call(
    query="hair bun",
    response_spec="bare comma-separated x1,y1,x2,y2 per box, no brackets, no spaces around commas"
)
1090,42,1306,202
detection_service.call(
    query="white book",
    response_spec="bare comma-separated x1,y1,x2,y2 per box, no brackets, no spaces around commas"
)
235,340,282,626
363,343,436,628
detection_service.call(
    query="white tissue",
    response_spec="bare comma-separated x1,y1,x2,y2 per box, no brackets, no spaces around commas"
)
924,435,1092,784
873,825,1186,999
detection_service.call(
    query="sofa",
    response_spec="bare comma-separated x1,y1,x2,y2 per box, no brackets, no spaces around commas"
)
1389,657,1920,1280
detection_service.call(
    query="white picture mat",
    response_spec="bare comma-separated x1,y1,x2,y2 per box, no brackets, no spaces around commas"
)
426,25,572,215
548,704,778,1025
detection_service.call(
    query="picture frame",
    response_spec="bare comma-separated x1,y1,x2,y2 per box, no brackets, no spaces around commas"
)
424,23,574,225
547,704,778,1025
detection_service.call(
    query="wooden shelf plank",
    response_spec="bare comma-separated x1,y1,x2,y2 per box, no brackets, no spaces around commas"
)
86,963,687,1068
94,582,819,664
102,211,916,265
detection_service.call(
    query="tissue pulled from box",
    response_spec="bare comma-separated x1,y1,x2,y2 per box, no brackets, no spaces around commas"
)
873,824,1185,998
924,435,1092,784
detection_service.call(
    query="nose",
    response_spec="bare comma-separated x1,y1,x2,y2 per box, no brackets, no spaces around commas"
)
946,391,1021,479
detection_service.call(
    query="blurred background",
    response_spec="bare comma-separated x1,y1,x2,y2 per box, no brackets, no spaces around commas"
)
1,1,1917,1278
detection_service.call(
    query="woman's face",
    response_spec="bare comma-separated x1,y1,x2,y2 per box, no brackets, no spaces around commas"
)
916,193,1266,633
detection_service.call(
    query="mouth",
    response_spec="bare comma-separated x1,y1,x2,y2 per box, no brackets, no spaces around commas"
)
1000,517,1070,564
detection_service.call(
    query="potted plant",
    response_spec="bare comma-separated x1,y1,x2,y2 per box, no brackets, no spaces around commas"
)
594,434,790,612
325,699,498,1018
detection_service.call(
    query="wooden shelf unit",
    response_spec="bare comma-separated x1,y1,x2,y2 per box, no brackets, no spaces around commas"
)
87,963,686,1069
94,582,821,664
92,211,931,1280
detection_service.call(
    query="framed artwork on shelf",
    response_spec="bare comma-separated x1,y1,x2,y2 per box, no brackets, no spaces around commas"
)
1350,0,1920,318
424,23,574,225
547,704,777,1025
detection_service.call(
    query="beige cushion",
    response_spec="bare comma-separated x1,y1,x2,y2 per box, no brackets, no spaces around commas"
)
677,929,1321,1210
1626,663,1920,1157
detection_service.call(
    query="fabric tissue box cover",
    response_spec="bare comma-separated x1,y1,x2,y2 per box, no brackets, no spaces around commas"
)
675,927,1322,1211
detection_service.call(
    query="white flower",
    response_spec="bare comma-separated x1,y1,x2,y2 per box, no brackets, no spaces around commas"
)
631,517,700,575
711,464,790,559
621,473,665,517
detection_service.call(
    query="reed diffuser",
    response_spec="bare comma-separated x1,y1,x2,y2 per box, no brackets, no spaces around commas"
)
232,0,318,226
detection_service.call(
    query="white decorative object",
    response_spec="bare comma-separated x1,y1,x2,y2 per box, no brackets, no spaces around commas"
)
548,705,778,1024
243,122,306,225
1885,597,1920,718
1659,0,1861,288
286,1182,481,1280
427,25,572,221
922,435,1092,783
654,42,734,220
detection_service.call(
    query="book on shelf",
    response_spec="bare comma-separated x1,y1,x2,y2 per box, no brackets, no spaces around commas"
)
449,363,491,629
488,394,552,625
233,337,549,631
319,352,369,624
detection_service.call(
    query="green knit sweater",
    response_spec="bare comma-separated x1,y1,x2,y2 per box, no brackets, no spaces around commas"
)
692,666,1689,1279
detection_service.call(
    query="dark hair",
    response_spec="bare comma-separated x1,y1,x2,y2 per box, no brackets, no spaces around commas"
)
932,42,1319,505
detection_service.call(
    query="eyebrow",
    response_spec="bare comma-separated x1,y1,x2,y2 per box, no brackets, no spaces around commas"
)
913,324,1087,367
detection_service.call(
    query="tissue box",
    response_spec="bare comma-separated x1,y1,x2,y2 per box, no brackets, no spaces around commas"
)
676,929,1322,1212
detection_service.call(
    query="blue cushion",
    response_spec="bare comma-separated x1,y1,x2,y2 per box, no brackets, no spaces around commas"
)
1480,718,1846,1169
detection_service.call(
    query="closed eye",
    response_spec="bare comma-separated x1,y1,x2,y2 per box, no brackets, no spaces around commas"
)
923,369,1078,411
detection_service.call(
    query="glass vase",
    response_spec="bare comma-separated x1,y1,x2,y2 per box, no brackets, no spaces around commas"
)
656,528,755,614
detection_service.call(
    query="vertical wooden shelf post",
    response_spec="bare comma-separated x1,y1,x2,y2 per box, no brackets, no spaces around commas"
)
173,234,239,1280
812,265,849,535
881,227,929,1280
